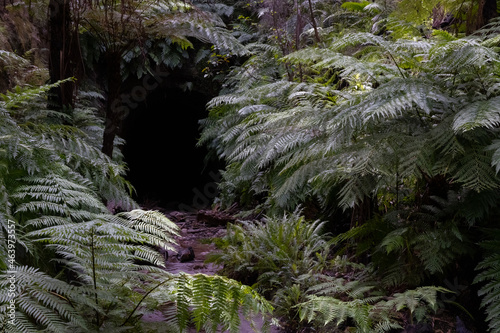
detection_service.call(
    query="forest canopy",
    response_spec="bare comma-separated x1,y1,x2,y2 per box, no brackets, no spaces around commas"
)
1,0,500,332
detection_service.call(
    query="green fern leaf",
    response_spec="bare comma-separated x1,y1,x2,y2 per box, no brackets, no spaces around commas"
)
0,266,87,332
172,273,273,333
450,149,499,191
453,96,500,132
116,209,179,251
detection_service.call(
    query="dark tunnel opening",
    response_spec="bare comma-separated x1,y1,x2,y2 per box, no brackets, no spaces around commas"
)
121,87,222,212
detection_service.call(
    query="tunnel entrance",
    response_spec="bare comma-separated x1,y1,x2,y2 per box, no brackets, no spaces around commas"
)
121,86,222,211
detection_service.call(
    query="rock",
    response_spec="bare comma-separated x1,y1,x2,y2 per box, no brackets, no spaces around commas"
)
166,211,188,221
176,247,195,262
196,209,235,227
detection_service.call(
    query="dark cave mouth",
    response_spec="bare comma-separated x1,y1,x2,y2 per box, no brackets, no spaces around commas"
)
121,87,222,211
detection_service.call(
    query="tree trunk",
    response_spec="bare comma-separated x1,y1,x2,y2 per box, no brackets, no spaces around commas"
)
102,51,123,157
48,0,75,111
294,0,302,51
307,0,320,44
468,0,498,33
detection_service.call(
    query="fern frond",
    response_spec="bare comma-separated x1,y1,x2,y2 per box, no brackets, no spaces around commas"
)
329,32,387,52
282,47,340,66
171,273,274,333
340,77,451,127
487,139,500,174
27,217,169,283
149,9,247,56
13,172,108,224
453,96,500,132
0,79,74,110
300,277,443,332
430,39,500,73
0,266,87,332
298,295,386,331
385,286,445,316
116,209,179,251
449,148,499,192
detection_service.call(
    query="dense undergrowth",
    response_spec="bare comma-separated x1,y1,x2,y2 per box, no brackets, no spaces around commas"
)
1,0,500,332
209,210,455,332
200,0,500,332
0,1,273,332
0,79,273,332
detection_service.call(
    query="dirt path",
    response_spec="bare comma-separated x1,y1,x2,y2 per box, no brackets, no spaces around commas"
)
141,210,281,333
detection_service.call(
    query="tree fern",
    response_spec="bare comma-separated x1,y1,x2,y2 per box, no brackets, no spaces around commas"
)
0,79,137,212
6,214,274,332
8,167,271,330
449,146,500,191
144,2,247,55
374,195,476,287
201,10,500,215
429,38,500,74
487,139,500,174
0,79,74,110
194,4,500,332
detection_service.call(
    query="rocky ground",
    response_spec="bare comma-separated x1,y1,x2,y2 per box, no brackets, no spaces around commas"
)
163,210,226,275
140,209,280,333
